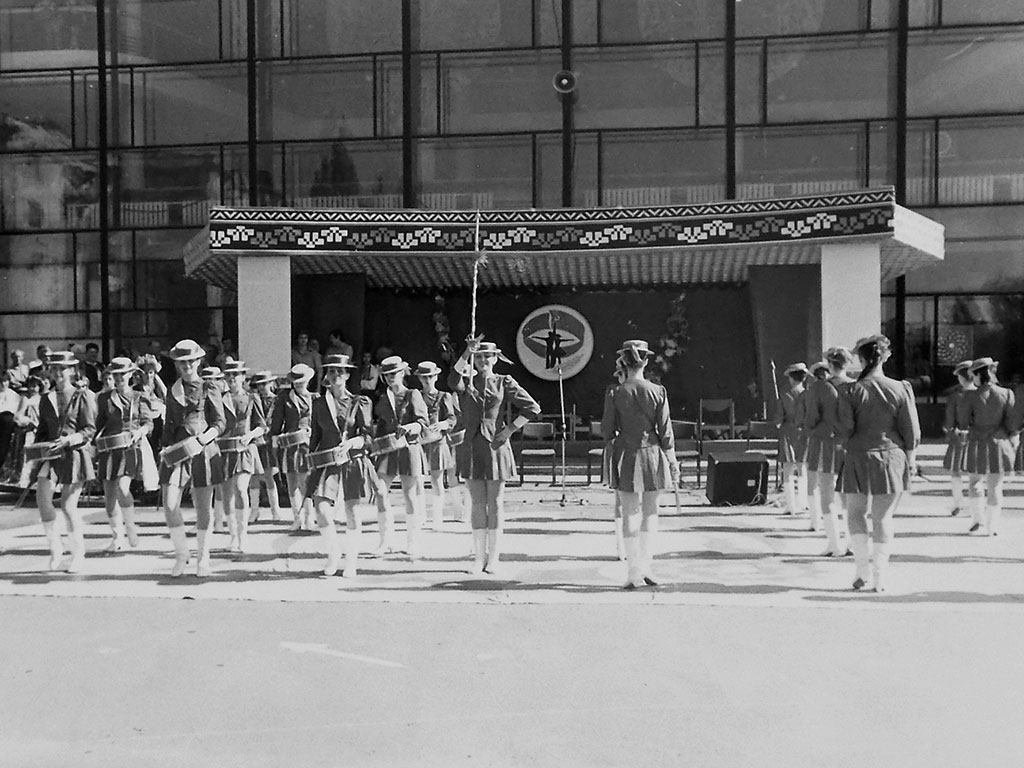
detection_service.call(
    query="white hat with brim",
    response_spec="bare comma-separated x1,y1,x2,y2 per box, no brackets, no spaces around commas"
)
784,362,809,376
969,357,997,372
414,361,443,377
470,342,513,365
200,366,224,381
106,357,137,376
289,364,315,384
47,351,79,368
168,339,206,363
379,356,410,377
250,370,275,386
323,354,357,370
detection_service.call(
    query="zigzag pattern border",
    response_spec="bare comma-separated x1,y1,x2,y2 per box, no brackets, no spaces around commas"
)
210,188,895,227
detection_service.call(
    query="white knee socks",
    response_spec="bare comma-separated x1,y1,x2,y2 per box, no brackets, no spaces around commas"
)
169,526,191,578
950,475,964,514
850,533,871,589
319,523,339,576
42,520,64,571
343,529,360,578
470,529,486,575
872,541,890,592
195,528,212,577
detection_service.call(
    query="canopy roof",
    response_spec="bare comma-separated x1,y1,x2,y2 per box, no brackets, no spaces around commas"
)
185,187,943,291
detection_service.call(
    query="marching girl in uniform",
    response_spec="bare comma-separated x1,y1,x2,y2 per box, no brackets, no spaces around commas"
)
943,360,974,518
200,366,231,534
414,361,459,530
94,357,155,552
219,360,267,553
963,357,1017,536
448,337,540,575
307,354,375,576
372,356,429,559
248,370,283,523
775,363,809,519
159,339,226,578
836,335,920,592
604,361,628,561
803,348,854,556
269,364,316,532
601,339,677,589
33,350,97,573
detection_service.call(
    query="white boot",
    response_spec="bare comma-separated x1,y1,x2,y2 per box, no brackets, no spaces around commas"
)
638,531,658,586
949,475,964,516
226,507,239,552
969,495,985,533
430,494,444,531
469,529,486,575
872,541,890,593
248,487,261,524
343,529,360,578
783,472,799,515
985,503,1001,537
105,513,127,553
807,493,822,532
63,523,86,574
169,526,191,578
195,528,212,578
123,505,140,548
796,470,808,515
373,504,395,554
319,523,339,576
484,528,503,575
235,507,249,553
42,521,64,571
850,533,871,590
822,508,841,556
623,537,645,589
614,517,626,561
406,503,422,562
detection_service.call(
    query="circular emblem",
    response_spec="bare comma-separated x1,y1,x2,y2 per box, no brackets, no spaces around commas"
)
516,305,594,381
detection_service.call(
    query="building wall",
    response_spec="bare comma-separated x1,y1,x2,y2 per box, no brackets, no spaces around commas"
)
2,0,1024,395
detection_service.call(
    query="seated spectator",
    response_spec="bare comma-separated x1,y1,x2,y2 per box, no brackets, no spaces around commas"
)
8,349,29,385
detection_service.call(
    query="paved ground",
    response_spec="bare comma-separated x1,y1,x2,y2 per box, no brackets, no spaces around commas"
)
3,443,1024,766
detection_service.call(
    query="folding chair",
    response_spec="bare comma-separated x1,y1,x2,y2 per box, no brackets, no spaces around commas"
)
586,420,606,485
699,398,735,441
745,420,781,488
517,421,557,484
672,420,702,488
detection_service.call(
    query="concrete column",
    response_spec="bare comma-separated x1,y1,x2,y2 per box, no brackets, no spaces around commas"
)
820,242,881,352
238,255,291,374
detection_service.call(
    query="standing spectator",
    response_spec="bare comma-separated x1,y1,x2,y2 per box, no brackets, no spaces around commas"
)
291,331,323,392
27,360,48,394
147,340,177,388
216,337,236,368
81,342,104,392
0,372,20,469
35,344,51,369
325,330,354,359
358,351,380,401
8,349,29,385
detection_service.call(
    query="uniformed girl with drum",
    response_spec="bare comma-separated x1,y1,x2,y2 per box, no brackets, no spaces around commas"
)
803,348,854,556
963,357,1017,536
94,357,154,553
372,356,429,559
601,340,677,589
269,364,316,532
219,359,267,553
943,360,974,518
307,354,375,576
414,361,459,531
159,339,226,578
248,370,283,523
836,335,920,592
775,362,809,518
32,350,98,573
448,337,540,575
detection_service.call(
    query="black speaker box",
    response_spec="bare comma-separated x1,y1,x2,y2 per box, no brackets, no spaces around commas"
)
706,451,769,506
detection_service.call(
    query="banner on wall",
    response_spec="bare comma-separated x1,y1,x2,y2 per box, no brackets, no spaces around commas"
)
516,305,594,381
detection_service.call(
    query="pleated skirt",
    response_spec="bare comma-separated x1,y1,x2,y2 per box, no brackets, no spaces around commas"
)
778,425,806,464
1016,439,1024,474
97,444,144,481
308,454,378,503
32,446,96,486
836,448,910,495
159,443,224,489
608,444,673,493
255,442,275,474
423,439,454,473
942,435,967,472
222,445,263,479
804,434,843,474
964,438,1016,476
375,443,427,478
455,434,517,482
277,443,310,475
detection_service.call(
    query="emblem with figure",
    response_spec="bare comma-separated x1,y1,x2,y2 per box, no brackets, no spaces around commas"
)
516,305,594,381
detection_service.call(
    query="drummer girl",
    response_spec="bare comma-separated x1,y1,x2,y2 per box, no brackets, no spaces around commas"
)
248,370,283,523
94,357,155,553
269,364,316,532
601,340,677,589
448,337,540,576
963,357,1017,536
160,339,226,578
776,363,809,518
943,360,974,519
219,360,267,553
414,361,459,531
33,350,98,573
372,356,429,559
307,354,375,576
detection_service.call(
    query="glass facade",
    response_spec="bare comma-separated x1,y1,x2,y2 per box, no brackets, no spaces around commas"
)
1,0,1023,391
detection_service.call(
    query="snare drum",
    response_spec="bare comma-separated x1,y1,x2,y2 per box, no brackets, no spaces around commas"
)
309,445,349,469
369,434,408,455
96,431,132,453
162,435,203,466
217,436,247,452
24,440,63,462
448,429,466,447
276,429,310,448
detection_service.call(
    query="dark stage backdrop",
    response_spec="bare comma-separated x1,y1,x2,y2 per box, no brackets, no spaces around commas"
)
362,287,760,423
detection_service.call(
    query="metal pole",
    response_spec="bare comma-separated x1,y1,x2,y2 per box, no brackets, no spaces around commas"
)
96,0,111,360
